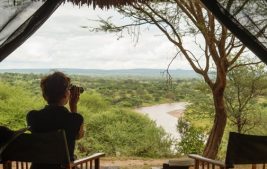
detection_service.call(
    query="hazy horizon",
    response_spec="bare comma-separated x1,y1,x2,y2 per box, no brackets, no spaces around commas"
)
0,67,193,70
0,68,199,79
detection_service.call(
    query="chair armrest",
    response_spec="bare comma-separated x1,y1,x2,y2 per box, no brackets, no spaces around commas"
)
188,154,225,168
71,153,105,169
73,153,105,165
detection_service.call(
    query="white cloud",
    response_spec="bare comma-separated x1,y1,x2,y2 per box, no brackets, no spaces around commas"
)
1,3,192,70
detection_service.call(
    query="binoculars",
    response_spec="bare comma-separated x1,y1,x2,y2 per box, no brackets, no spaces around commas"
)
69,84,84,93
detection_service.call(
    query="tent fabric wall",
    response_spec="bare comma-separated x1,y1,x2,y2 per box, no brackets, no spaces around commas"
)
0,0,63,62
200,0,267,64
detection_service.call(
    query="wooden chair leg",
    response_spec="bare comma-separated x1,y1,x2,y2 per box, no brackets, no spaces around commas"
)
95,159,100,169
195,160,199,169
252,164,256,169
3,161,12,169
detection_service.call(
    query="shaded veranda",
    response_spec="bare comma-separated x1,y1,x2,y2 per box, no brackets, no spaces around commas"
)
0,0,267,169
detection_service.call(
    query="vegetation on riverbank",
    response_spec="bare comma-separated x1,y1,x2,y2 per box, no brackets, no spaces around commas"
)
180,70,267,158
0,72,192,158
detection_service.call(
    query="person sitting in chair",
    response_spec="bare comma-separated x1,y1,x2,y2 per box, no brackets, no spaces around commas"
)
26,71,84,169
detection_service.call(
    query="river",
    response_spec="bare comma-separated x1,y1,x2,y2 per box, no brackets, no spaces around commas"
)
135,102,188,141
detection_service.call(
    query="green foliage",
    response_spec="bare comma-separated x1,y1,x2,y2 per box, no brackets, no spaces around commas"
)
79,91,109,113
179,62,267,157
2,72,267,159
0,82,43,130
182,81,214,129
71,76,185,107
175,118,206,155
225,63,267,133
77,108,172,158
0,73,175,158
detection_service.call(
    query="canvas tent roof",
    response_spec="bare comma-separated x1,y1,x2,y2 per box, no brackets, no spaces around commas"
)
0,0,266,63
200,0,267,64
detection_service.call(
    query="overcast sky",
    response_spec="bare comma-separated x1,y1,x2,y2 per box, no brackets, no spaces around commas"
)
1,3,193,70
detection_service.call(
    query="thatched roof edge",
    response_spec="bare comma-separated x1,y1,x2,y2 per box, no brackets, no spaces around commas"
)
64,0,148,8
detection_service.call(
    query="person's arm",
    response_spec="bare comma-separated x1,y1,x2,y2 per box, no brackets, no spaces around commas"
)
76,123,84,140
69,86,84,140
26,111,34,132
69,86,80,113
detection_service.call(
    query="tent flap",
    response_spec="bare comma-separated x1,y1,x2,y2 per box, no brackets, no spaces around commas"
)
200,0,267,63
0,0,63,62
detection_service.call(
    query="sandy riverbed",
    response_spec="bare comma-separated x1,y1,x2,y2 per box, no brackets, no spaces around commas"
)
135,102,188,140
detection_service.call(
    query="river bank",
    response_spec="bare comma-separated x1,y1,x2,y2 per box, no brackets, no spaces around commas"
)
135,102,188,140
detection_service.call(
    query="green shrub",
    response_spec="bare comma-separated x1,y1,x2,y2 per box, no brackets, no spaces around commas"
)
0,82,43,129
77,108,173,158
175,118,206,155
79,91,109,113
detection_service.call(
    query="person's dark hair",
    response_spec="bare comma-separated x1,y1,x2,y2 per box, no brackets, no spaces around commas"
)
41,72,70,104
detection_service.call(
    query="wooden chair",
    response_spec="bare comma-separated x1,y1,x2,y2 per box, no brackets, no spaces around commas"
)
188,132,267,169
0,128,105,169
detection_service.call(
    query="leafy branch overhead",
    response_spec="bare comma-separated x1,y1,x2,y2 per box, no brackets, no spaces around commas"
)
89,17,124,33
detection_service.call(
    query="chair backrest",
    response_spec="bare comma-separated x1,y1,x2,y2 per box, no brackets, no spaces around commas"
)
225,132,267,168
1,130,71,165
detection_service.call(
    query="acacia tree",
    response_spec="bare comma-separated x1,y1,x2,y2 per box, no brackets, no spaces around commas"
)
225,62,267,133
184,61,267,134
92,0,261,158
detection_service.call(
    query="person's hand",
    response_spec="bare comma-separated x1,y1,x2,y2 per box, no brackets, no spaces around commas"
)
69,86,80,113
